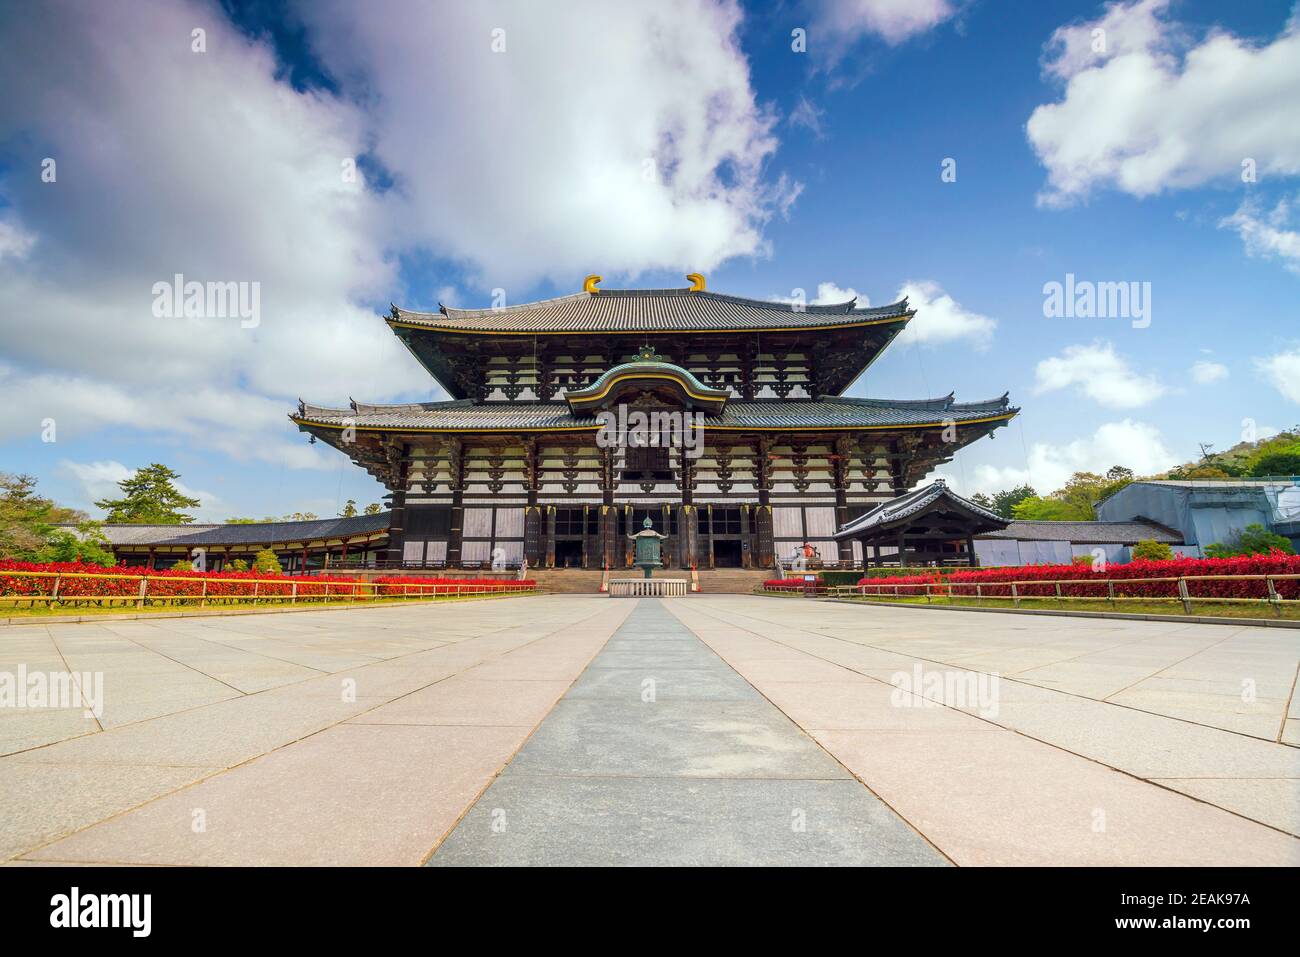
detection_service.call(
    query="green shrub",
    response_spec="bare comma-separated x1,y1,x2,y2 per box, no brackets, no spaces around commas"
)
252,548,282,574
1132,539,1173,561
1203,524,1296,558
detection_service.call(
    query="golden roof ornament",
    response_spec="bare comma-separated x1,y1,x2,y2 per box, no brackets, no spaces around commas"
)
686,272,706,292
583,274,602,294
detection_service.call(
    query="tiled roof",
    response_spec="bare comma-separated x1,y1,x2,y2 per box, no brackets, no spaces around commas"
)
73,514,391,549
834,481,1007,540
389,288,914,334
979,520,1183,544
295,394,1017,432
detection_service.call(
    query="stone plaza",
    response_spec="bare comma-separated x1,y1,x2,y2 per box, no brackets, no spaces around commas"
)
0,595,1296,866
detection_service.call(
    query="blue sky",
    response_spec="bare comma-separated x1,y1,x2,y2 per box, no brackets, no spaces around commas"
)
1,0,1298,521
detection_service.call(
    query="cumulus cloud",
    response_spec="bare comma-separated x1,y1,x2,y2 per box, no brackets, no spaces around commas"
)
1189,359,1228,384
1027,0,1300,205
301,0,797,287
1257,347,1300,403
955,419,1177,496
0,0,798,483
775,279,994,347
60,460,223,520
1219,194,1300,275
810,0,959,49
1034,341,1166,408
893,280,995,348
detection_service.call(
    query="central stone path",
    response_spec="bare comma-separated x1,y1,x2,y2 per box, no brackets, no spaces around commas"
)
428,598,947,866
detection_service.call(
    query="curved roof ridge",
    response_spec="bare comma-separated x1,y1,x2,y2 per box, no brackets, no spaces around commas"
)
390,291,913,324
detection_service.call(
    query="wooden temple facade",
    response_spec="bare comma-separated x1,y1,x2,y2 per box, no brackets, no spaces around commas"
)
291,279,1017,570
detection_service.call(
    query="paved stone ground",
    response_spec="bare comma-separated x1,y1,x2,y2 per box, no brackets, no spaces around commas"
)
0,597,634,865
2,594,1297,866
429,599,944,866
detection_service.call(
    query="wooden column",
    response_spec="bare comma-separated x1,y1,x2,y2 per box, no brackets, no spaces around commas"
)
833,436,853,563
545,506,557,568
446,438,465,568
739,505,752,568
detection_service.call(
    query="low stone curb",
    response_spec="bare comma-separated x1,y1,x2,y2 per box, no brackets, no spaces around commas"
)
821,597,1300,629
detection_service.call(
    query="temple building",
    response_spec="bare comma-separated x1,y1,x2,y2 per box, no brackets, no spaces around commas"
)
290,276,1018,570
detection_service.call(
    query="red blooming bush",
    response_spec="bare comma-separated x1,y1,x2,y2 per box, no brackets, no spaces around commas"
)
0,560,535,606
763,577,826,591
856,552,1300,600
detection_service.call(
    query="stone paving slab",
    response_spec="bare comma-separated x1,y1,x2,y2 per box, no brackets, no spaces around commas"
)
430,776,944,867
427,599,947,866
1,596,634,864
667,597,1300,861
25,724,530,866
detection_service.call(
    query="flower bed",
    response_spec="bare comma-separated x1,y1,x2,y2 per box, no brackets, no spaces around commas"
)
0,560,535,607
855,553,1300,600
763,577,826,593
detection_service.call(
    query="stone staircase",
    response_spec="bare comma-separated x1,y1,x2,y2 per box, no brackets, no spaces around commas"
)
527,568,770,595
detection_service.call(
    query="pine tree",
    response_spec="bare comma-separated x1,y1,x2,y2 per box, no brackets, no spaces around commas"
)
95,464,201,524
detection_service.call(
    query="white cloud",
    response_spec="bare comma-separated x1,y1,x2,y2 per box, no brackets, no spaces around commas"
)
1027,0,1300,205
60,460,223,520
0,218,34,261
1220,195,1300,275
1189,359,1228,384
953,419,1177,496
1257,347,1300,403
302,0,797,286
812,281,862,304
788,95,827,139
811,0,959,48
1034,341,1166,408
0,0,798,487
893,280,996,348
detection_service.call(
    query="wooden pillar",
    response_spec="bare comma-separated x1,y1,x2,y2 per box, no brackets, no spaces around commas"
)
872,542,881,568
545,506,557,568
739,505,752,568
446,438,465,568
966,534,977,567
833,437,853,563
896,531,906,567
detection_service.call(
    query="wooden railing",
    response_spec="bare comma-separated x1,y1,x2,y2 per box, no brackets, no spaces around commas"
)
0,570,536,612
607,578,688,597
820,574,1300,615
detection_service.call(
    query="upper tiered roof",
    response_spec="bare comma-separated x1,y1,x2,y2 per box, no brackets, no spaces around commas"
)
388,288,913,335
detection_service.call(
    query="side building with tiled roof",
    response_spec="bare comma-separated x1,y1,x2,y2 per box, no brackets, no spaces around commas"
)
291,276,1019,570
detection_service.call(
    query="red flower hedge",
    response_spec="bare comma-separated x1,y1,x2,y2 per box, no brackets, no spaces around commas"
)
763,577,826,591
0,560,535,603
856,552,1300,600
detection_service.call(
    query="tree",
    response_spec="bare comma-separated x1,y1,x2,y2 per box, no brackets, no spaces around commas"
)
1204,524,1296,558
282,512,318,522
1011,496,1091,521
95,464,200,524
1131,539,1173,561
229,558,249,571
363,503,382,515
0,472,96,562
339,500,358,518
252,548,282,573
1249,451,1300,477
35,524,116,566
983,484,1036,519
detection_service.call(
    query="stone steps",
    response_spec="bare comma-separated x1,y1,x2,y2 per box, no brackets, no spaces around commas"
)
528,568,771,594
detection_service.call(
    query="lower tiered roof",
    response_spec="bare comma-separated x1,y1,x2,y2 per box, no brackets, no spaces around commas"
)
293,393,1017,434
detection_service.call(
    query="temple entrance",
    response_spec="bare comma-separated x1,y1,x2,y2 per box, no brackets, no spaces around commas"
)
713,539,742,567
554,539,584,568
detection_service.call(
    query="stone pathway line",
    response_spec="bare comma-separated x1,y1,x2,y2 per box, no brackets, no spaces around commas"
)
428,598,947,866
